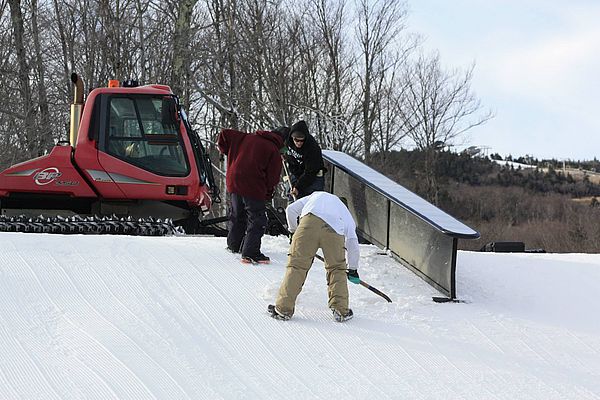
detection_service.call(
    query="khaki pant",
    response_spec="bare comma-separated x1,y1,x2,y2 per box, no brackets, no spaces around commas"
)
276,213,349,316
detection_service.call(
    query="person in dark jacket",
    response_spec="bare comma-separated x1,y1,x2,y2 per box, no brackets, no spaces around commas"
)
217,127,285,264
284,121,325,199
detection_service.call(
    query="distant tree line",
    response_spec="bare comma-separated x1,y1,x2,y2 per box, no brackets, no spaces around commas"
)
490,153,600,173
493,166,600,197
447,184,600,253
371,149,600,252
374,149,600,199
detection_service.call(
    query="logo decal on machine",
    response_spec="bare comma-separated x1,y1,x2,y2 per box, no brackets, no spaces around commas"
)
34,167,62,186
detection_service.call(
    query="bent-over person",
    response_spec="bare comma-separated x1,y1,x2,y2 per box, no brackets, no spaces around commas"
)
269,191,360,322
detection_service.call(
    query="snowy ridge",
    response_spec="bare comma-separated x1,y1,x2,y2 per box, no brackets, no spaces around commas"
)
1,232,599,399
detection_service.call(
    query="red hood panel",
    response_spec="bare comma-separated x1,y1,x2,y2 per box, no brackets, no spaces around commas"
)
0,145,96,198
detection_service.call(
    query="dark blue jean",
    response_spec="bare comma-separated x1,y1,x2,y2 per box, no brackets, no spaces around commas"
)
227,193,267,258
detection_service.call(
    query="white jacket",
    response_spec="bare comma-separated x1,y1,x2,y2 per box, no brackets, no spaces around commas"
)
286,191,360,270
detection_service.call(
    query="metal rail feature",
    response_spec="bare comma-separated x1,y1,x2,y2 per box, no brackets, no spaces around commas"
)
323,150,480,300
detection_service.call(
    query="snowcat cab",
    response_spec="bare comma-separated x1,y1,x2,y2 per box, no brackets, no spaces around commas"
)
0,74,220,235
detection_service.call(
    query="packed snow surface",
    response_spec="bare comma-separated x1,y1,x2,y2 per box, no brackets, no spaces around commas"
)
1,232,599,399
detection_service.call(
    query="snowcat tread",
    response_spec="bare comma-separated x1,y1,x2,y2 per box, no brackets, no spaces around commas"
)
0,215,184,236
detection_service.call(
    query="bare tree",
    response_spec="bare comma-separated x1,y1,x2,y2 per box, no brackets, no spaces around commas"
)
371,67,410,160
30,0,52,153
7,0,36,156
193,0,293,134
52,0,73,94
0,2,23,167
399,51,493,203
134,0,149,83
197,0,241,130
0,0,491,194
171,0,198,106
355,0,408,162
305,0,358,151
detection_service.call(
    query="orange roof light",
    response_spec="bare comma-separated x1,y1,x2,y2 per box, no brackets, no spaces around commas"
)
108,79,120,88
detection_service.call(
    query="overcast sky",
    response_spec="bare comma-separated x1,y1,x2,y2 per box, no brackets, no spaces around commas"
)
408,0,600,161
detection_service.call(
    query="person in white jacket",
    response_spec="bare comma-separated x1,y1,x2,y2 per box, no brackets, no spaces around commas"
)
268,191,360,322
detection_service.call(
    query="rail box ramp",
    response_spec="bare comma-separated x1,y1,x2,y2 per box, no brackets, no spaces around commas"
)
323,150,480,299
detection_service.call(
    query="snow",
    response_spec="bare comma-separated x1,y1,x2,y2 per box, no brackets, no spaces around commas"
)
492,159,536,169
1,232,600,399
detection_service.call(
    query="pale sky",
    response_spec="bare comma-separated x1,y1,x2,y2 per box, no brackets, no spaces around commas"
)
408,0,600,161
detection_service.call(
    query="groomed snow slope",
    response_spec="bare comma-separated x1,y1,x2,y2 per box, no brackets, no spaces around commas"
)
1,232,599,399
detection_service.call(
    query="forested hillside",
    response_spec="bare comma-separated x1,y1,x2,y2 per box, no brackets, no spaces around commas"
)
371,150,600,253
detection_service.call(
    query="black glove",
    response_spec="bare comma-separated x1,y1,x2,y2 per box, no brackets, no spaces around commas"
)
346,269,360,284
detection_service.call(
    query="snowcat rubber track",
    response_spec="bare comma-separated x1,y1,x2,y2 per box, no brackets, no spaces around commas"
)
0,215,184,236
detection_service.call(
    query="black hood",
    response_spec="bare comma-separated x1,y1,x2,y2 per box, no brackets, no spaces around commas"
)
290,120,309,138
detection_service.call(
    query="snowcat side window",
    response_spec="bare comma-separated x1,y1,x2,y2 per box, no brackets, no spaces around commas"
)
88,98,101,141
106,95,190,177
161,96,179,128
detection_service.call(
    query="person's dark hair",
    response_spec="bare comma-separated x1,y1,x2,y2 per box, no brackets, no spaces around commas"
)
272,126,290,139
338,196,349,208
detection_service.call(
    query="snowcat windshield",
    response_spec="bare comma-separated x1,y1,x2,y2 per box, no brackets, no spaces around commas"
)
106,95,190,176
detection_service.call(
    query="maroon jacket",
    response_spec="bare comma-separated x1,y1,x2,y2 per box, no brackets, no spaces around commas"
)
217,128,284,200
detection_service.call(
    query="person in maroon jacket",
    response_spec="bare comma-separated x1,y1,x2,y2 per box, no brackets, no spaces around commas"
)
217,127,286,264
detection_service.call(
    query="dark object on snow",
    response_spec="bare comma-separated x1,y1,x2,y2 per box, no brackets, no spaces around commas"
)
432,296,463,303
268,304,291,321
332,308,353,322
265,204,289,236
0,214,183,236
241,253,270,264
524,248,547,253
480,241,525,253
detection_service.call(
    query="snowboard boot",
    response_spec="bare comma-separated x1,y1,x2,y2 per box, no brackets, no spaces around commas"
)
268,304,291,321
241,253,270,264
332,308,353,322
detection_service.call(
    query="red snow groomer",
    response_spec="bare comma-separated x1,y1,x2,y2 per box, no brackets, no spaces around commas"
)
0,74,221,235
